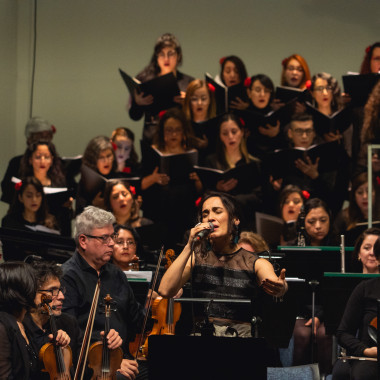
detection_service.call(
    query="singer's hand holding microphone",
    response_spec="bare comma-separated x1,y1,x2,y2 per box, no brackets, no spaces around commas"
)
191,222,215,242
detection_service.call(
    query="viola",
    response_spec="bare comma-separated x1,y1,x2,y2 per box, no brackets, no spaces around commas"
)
39,294,73,380
87,294,123,380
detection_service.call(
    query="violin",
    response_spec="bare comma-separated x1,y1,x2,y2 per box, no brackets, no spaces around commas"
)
87,294,123,380
39,294,73,380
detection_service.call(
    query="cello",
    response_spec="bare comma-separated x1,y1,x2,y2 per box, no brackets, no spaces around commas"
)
39,294,73,380
87,294,123,379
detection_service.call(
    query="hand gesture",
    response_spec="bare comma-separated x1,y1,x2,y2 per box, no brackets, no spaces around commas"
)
133,89,154,106
295,156,320,179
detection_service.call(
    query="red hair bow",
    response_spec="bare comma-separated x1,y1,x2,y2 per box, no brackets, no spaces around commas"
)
15,181,22,191
305,80,312,90
51,125,56,134
301,190,310,200
207,83,216,93
282,58,289,67
129,185,136,195
158,110,167,119
195,196,202,208
366,45,372,54
244,77,252,88
111,142,117,151
239,118,246,127
219,57,226,65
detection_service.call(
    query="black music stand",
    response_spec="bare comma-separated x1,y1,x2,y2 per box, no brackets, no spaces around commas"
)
148,335,267,380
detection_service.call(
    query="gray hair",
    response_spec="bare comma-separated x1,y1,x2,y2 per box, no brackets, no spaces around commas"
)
74,206,116,245
25,117,52,138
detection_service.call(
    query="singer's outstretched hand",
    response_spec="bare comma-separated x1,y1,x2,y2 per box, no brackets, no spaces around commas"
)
261,268,287,297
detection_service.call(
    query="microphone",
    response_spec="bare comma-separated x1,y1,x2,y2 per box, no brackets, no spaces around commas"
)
193,222,214,241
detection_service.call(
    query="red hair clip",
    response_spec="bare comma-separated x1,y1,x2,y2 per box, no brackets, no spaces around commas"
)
195,196,202,208
239,118,246,127
244,77,252,88
207,83,215,93
301,190,310,200
366,45,372,54
15,181,22,191
111,142,117,151
305,80,312,90
219,57,226,65
129,185,136,195
282,58,289,67
51,125,56,134
158,110,167,120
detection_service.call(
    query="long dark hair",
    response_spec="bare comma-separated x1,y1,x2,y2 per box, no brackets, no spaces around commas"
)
20,140,66,186
220,55,248,86
110,127,139,165
249,74,275,104
352,227,380,271
360,42,380,74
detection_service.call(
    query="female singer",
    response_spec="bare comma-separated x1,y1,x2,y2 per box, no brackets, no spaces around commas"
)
183,79,217,163
110,127,141,175
204,113,262,229
351,227,380,274
244,74,287,159
158,191,287,337
0,261,38,380
332,236,380,380
1,177,59,234
76,135,118,214
129,33,194,143
18,140,73,235
280,54,311,90
104,179,152,228
140,108,202,248
359,42,380,74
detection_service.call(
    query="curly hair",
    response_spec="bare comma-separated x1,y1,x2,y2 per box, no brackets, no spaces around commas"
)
82,135,117,173
183,79,216,120
281,54,311,89
361,80,380,143
20,140,66,186
360,42,380,74
309,72,343,112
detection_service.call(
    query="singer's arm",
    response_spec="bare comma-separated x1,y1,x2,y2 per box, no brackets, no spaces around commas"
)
255,259,288,297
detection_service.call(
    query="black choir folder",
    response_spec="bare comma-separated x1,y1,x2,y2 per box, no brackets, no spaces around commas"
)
194,162,261,192
265,140,340,179
142,144,198,182
118,69,180,114
80,165,140,198
238,106,288,130
342,72,380,107
205,73,248,114
275,85,308,104
305,103,353,135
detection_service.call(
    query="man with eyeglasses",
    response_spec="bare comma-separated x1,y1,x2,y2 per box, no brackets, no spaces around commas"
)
61,206,146,380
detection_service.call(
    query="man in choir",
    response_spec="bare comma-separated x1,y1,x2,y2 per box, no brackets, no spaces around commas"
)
61,206,147,380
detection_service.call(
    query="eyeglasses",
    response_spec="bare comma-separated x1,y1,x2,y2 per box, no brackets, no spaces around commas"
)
286,66,304,73
252,87,271,94
33,155,52,161
292,128,314,136
115,239,136,247
190,96,209,103
314,86,333,92
38,286,66,297
157,50,177,59
164,127,183,135
98,154,114,162
84,234,118,244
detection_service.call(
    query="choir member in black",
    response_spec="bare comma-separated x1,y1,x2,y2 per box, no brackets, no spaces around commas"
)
360,42,380,75
183,79,217,164
61,206,147,380
1,117,55,204
18,140,74,236
76,135,118,215
204,113,262,230
104,179,152,229
269,112,348,217
293,198,336,376
128,33,194,143
158,191,287,337
140,107,202,248
1,177,59,240
333,171,380,245
331,235,380,380
218,55,249,111
0,261,39,380
23,261,78,379
350,227,380,274
244,74,287,160
110,127,141,176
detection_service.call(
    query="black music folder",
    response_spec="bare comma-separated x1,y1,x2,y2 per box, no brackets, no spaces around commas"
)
119,69,180,114
342,72,380,107
305,102,353,135
275,85,308,104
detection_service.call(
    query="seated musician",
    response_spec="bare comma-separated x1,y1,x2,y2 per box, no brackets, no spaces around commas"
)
158,191,287,338
61,206,147,380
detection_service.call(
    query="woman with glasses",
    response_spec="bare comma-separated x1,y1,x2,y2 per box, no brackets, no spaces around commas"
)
128,33,194,143
281,54,311,90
